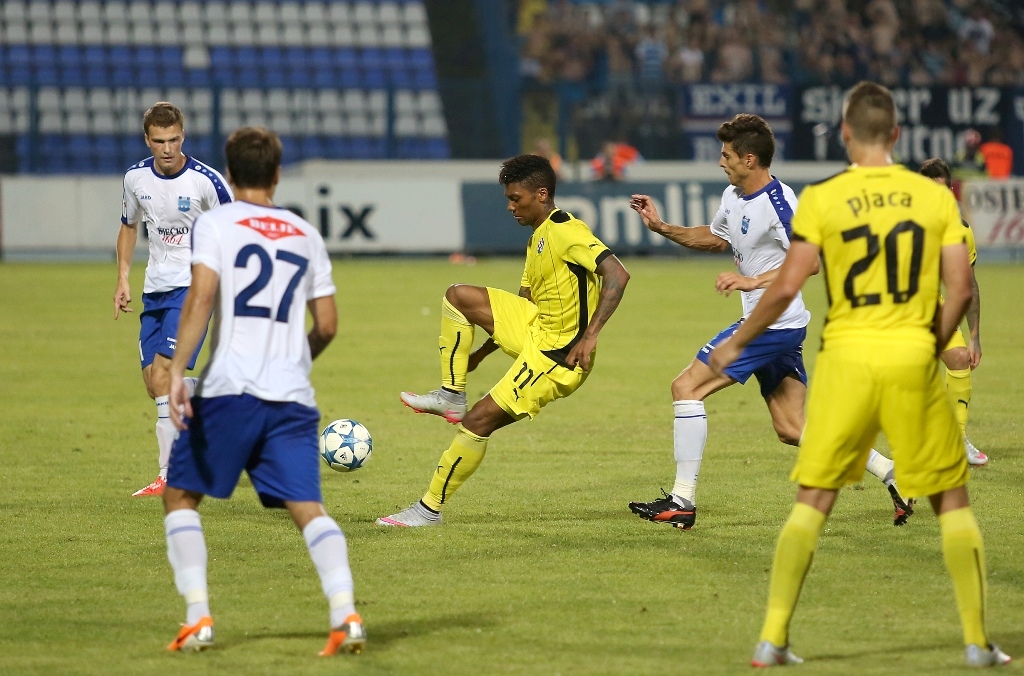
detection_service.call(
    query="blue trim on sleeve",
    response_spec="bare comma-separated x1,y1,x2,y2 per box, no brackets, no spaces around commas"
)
189,159,233,205
750,177,795,240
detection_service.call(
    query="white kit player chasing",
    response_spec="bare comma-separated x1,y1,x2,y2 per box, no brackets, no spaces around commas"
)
162,127,365,655
113,102,233,497
626,114,913,530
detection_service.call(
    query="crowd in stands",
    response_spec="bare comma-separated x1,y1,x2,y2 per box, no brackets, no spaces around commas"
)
517,0,1024,88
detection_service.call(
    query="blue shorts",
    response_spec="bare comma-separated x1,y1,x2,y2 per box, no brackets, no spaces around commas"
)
167,394,323,508
139,288,205,369
696,320,808,398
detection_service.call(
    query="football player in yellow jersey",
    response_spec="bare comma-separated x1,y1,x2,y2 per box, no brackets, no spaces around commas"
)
919,158,987,466
377,154,630,527
710,82,1009,668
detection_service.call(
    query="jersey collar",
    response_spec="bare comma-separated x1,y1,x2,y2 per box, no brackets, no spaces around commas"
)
150,155,191,180
741,176,781,201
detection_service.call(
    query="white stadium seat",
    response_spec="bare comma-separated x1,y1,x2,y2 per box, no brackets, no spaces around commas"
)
67,110,90,134
39,89,62,113
402,3,427,27
39,111,63,133
3,1,27,22
406,25,431,48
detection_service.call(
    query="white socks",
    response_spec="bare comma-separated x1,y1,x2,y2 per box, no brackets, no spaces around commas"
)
865,449,896,486
155,396,175,479
165,509,210,624
155,379,198,479
671,400,707,505
303,516,356,627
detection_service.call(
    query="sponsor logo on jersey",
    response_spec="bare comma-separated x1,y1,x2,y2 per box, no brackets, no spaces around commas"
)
157,226,191,237
536,237,545,254
178,196,192,212
139,194,152,200
741,215,750,234
237,216,306,240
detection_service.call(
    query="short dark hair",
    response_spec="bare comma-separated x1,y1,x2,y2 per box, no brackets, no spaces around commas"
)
919,157,952,188
225,127,282,189
843,81,896,144
499,154,556,197
716,114,775,168
143,102,184,135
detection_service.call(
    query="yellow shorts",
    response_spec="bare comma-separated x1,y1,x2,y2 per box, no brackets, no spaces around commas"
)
943,327,967,353
794,343,968,498
486,287,589,420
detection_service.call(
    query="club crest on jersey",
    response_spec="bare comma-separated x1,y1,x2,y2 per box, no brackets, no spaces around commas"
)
237,216,306,240
177,196,191,213
536,237,545,254
741,215,750,234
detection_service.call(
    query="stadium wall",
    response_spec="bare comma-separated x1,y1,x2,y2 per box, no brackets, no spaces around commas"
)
1,162,1021,258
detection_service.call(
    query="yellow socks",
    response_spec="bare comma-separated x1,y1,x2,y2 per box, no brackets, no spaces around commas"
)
946,367,972,437
440,297,474,393
759,502,827,646
422,425,488,511
939,507,989,647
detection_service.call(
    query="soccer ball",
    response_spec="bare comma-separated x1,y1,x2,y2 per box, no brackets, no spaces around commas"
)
319,419,372,472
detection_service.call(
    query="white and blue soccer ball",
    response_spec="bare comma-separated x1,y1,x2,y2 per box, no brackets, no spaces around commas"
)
319,419,372,472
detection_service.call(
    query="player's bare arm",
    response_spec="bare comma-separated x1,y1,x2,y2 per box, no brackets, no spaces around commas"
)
966,269,981,368
113,222,139,319
168,263,218,430
934,243,973,353
565,255,630,372
307,295,338,360
629,194,729,252
716,255,819,297
709,240,819,375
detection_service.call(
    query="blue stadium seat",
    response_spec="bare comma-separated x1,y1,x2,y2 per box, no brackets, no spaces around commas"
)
424,138,449,159
58,45,83,65
335,69,360,88
136,47,159,68
360,67,386,89
412,66,436,89
33,45,57,67
159,46,183,65
9,46,31,67
409,48,433,68
185,69,210,86
350,137,374,159
389,68,412,88
260,47,284,68
312,68,335,88
360,48,385,70
61,62,87,86
280,135,301,165
162,66,185,86
35,65,59,86
309,48,332,69
110,46,132,63
262,66,287,88
299,136,326,159
210,47,232,67
83,46,106,66
324,137,350,159
335,48,358,70
236,47,258,69
111,62,135,86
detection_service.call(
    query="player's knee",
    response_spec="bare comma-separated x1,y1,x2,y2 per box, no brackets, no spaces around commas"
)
941,347,970,371
671,374,695,401
444,283,472,310
772,417,802,445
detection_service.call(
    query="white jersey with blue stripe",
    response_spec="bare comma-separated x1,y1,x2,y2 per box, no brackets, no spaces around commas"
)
710,177,810,330
122,156,233,294
190,201,336,408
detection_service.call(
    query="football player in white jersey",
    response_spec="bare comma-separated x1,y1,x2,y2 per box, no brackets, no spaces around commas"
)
161,127,365,655
112,102,233,497
627,114,911,530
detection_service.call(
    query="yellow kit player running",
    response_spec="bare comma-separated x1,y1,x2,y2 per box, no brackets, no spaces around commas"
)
710,82,1009,668
377,154,630,527
919,158,987,466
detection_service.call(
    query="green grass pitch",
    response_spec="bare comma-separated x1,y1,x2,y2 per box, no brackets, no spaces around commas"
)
1,257,1022,675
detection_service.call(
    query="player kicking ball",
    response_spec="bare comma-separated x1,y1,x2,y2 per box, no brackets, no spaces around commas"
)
627,114,912,530
378,155,630,527
710,82,1008,668
162,128,365,656
113,102,232,497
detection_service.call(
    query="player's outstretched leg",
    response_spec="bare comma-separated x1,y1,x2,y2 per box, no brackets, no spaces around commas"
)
864,449,915,525
164,506,214,651
628,488,696,530
400,293,477,423
378,424,488,526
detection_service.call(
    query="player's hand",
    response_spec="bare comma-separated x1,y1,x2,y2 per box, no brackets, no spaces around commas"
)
467,348,487,372
113,281,133,319
565,335,598,372
969,337,982,369
629,194,663,232
708,336,741,376
715,271,757,296
168,373,193,431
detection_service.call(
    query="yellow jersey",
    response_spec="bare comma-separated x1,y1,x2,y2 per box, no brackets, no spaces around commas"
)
792,164,965,348
962,217,977,266
521,209,611,364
